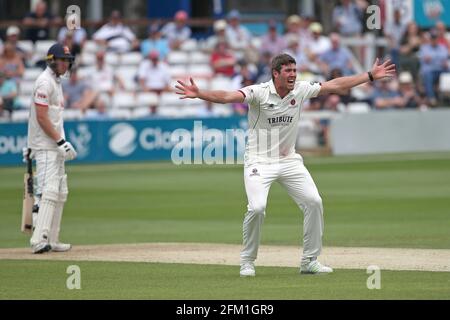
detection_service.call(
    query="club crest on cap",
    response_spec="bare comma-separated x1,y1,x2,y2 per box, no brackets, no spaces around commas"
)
63,46,70,54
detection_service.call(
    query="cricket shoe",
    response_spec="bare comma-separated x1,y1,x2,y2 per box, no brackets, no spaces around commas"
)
300,259,333,275
31,242,52,254
50,243,72,252
240,262,256,277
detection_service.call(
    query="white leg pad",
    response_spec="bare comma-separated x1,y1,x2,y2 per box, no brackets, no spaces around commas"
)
30,177,60,246
50,175,69,245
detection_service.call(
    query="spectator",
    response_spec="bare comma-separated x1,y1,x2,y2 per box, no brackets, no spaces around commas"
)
299,14,313,47
306,23,330,57
255,51,272,83
0,70,19,117
418,29,448,106
332,0,363,37
225,10,252,51
399,21,421,80
397,71,423,109
204,19,228,52
383,9,408,68
5,26,32,64
84,100,109,120
141,23,170,61
231,62,256,115
284,15,302,42
23,1,62,43
0,42,25,82
138,50,171,94
92,10,139,53
372,78,403,110
435,21,450,51
57,26,87,50
210,41,236,77
161,10,191,50
259,20,286,57
88,51,125,97
62,68,99,112
283,34,311,73
318,33,354,76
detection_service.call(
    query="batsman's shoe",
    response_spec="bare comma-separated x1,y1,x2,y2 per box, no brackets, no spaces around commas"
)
300,259,333,275
50,243,72,252
31,242,52,254
240,262,256,277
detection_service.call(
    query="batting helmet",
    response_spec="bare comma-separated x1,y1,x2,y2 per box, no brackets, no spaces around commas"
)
46,43,75,74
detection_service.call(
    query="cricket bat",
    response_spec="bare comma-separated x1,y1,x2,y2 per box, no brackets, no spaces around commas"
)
21,149,34,234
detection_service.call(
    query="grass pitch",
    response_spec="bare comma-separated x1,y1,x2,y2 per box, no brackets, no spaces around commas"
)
0,152,449,299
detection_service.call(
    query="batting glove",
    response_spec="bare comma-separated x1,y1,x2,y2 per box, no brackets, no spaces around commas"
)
56,139,77,161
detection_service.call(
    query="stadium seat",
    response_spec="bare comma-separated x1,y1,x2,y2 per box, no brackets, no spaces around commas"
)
83,40,98,53
115,66,138,91
19,81,35,95
189,52,209,64
11,110,29,122
160,92,183,106
188,64,213,78
80,52,96,66
180,39,198,52
35,40,54,55
120,52,143,65
169,65,188,78
158,105,181,118
77,66,96,79
136,92,159,107
167,51,189,65
23,68,42,81
63,109,83,120
347,102,371,113
212,103,234,117
112,91,137,109
16,95,32,109
210,76,233,90
131,106,151,118
438,72,450,93
17,40,34,53
108,108,132,119
105,52,120,66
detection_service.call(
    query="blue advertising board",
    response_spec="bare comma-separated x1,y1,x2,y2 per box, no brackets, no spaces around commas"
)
0,117,248,166
414,0,450,27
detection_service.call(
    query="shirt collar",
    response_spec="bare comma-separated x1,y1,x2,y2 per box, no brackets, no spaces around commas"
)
269,80,277,95
45,66,61,83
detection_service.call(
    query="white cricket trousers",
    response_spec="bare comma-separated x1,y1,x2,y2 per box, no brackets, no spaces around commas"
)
241,157,324,265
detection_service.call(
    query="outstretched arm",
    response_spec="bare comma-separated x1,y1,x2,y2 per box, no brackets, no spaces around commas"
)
318,58,396,96
175,78,245,104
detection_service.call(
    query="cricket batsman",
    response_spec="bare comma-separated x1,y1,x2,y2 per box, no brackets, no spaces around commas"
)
26,43,77,254
176,53,395,276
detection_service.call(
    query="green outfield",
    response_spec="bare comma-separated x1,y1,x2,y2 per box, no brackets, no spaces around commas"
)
0,152,449,299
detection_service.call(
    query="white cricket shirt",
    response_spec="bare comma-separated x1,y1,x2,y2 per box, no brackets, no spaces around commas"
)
27,67,66,150
240,79,321,164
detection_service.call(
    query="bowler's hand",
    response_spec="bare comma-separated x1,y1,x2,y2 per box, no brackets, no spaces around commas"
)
175,78,199,99
371,58,396,80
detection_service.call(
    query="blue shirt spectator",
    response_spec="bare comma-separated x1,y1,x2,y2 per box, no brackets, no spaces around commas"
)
372,80,403,110
319,33,354,76
418,29,449,103
332,0,363,36
140,24,170,60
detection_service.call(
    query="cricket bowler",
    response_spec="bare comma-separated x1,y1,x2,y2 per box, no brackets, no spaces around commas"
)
26,43,77,254
175,53,396,276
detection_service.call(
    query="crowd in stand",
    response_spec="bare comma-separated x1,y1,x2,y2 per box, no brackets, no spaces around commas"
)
1,0,449,121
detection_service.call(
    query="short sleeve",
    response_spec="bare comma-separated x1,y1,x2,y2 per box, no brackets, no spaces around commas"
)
297,81,322,100
33,80,51,107
239,84,261,105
